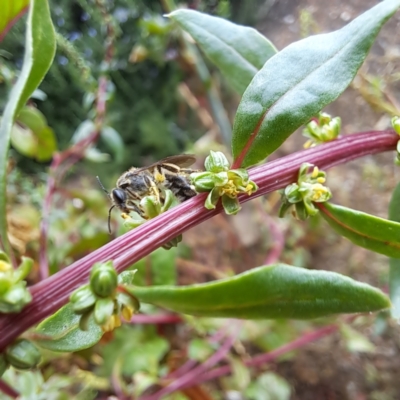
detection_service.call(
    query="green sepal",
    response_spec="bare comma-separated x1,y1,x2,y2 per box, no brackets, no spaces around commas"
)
162,235,183,250
0,274,12,296
140,196,161,219
5,339,41,370
94,297,115,326
222,194,241,215
70,285,97,314
392,116,400,135
205,187,221,210
0,251,10,264
90,261,118,298
118,270,137,286
0,354,8,377
14,257,33,282
117,291,141,313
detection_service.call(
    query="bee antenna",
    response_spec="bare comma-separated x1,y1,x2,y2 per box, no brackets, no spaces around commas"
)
96,176,109,195
108,205,115,234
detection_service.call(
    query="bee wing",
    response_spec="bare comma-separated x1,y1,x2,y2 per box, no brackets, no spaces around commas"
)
134,154,196,173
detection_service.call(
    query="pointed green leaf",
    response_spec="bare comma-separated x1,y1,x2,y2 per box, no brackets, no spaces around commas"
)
168,9,277,94
35,303,102,352
319,202,400,258
388,182,400,319
128,264,390,319
0,0,56,247
232,0,400,167
0,0,29,41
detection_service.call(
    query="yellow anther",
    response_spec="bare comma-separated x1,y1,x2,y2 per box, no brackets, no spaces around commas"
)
0,260,11,272
303,140,313,149
311,167,319,178
317,177,326,183
121,305,134,321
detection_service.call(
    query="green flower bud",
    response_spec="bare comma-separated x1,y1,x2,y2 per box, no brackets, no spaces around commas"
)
90,261,118,298
204,151,230,173
94,297,115,326
392,116,400,135
191,172,218,192
5,339,41,370
70,285,97,314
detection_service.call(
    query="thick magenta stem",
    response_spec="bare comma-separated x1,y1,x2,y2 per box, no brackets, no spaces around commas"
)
0,130,396,350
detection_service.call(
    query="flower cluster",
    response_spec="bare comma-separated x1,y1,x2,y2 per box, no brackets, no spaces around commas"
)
191,151,258,215
279,163,332,220
303,112,341,148
122,189,182,249
70,261,139,332
0,251,32,313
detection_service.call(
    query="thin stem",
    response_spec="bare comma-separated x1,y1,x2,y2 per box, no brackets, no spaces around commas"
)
0,130,396,350
141,321,241,400
0,379,19,399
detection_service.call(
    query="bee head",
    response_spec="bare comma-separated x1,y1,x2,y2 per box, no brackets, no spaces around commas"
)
111,188,127,208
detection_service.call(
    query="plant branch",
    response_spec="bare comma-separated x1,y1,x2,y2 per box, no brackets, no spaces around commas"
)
0,130,397,350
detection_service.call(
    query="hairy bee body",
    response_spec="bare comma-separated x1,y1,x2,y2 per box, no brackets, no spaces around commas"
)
103,155,198,229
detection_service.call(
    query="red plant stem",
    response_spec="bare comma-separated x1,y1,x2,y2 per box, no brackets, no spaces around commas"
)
186,322,339,387
0,379,19,399
141,321,241,400
129,314,182,324
0,130,397,350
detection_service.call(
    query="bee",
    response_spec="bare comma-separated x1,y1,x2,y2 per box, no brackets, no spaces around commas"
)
97,155,198,233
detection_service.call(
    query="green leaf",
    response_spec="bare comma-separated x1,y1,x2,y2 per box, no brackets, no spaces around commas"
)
35,303,103,352
0,0,56,248
0,0,29,41
319,202,400,258
167,9,277,95
101,126,124,164
388,182,400,319
128,264,390,319
245,372,291,400
231,0,400,167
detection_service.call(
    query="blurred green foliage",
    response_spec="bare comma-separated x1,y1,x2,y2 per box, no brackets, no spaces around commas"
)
0,0,245,181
